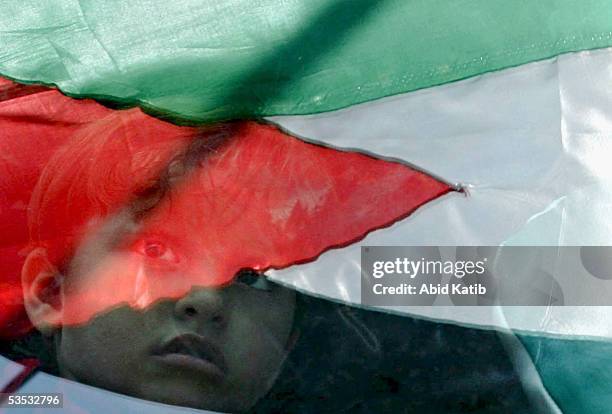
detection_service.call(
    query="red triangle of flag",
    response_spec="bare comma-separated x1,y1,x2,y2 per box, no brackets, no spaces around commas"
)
0,79,453,331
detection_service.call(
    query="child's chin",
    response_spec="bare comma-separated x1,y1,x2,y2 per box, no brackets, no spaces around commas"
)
131,380,252,413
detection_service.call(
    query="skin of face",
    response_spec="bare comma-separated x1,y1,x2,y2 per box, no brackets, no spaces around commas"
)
55,283,296,412
46,180,297,412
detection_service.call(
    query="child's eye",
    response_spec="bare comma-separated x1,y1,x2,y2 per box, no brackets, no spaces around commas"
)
234,268,272,291
134,239,178,263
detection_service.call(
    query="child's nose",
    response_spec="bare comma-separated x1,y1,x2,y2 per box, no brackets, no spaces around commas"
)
173,287,227,330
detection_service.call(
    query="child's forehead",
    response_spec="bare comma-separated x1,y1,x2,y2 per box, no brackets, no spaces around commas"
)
138,178,214,226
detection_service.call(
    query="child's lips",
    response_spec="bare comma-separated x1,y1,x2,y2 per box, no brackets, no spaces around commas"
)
153,333,228,380
153,353,226,381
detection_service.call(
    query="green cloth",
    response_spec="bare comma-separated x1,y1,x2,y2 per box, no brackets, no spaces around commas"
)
2,0,612,123
519,334,612,414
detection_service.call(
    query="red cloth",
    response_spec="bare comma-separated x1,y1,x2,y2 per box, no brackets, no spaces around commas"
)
0,79,452,333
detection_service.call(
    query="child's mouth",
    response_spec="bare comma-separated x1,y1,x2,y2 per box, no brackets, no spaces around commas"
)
153,333,228,380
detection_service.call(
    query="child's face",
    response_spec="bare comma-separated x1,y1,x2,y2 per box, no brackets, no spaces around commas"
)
56,283,295,412
47,180,297,412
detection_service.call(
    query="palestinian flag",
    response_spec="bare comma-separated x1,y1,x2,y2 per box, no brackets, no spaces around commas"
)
1,1,612,413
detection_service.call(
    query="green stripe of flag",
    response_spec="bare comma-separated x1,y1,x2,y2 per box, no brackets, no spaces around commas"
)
518,334,612,413
2,0,612,123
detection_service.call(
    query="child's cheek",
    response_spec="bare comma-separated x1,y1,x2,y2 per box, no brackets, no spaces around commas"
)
61,253,149,325
61,250,231,326
228,301,293,386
